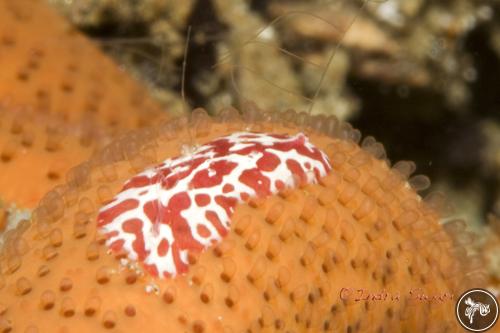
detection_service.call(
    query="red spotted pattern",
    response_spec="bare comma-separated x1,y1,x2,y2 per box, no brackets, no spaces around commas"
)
97,132,331,278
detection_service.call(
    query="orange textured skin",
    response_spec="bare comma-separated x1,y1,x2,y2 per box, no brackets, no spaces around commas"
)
0,108,486,332
0,0,166,131
0,108,104,208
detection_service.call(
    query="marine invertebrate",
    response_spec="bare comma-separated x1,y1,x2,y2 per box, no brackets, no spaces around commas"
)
0,0,166,131
98,132,331,277
0,107,103,208
0,106,485,332
0,0,178,217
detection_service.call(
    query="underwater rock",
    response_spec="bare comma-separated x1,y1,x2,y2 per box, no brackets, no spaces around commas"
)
48,0,497,114
214,0,306,113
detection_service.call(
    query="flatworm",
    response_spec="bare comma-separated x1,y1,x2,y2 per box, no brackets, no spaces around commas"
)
97,132,331,278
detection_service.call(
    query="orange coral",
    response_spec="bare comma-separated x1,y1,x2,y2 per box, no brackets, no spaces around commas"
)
0,0,174,209
0,107,486,332
0,107,105,208
0,0,166,131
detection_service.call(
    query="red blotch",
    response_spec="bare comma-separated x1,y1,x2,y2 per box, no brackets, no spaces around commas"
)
123,176,152,191
105,230,119,239
232,144,263,157
162,192,203,253
157,239,169,257
161,157,206,190
197,224,211,238
286,159,307,185
98,131,331,279
97,199,139,227
215,195,238,217
239,169,272,197
275,180,285,191
122,219,147,261
191,160,238,189
143,200,159,224
314,167,321,179
205,211,228,237
208,138,233,156
143,263,159,277
274,134,331,173
195,194,210,207
256,152,280,172
222,184,234,193
109,239,124,252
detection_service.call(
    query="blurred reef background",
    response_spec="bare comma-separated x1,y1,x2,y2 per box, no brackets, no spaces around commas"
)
2,0,499,290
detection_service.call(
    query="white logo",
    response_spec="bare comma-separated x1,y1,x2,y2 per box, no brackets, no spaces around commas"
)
465,297,491,324
456,288,499,332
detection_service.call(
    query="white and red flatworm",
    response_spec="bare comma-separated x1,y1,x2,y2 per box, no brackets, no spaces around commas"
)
97,132,331,278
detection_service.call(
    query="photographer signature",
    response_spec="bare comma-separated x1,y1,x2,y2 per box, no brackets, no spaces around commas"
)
340,287,454,303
